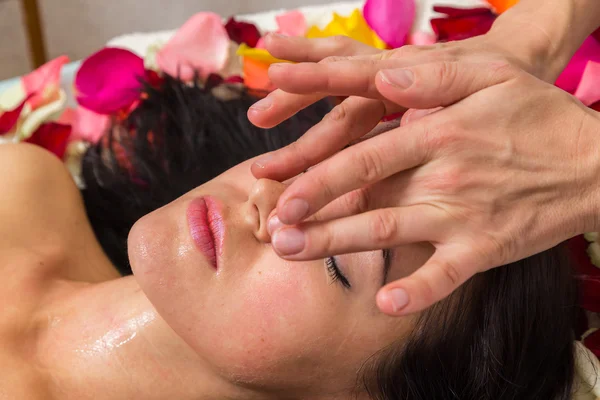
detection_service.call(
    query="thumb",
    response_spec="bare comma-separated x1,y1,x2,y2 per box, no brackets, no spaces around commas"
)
375,60,518,110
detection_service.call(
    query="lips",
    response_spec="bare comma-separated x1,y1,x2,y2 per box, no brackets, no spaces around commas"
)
187,196,224,270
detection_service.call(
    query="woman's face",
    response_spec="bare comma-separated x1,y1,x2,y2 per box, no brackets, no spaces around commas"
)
128,156,433,396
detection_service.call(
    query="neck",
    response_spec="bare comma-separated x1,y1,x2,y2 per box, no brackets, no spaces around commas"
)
35,276,263,400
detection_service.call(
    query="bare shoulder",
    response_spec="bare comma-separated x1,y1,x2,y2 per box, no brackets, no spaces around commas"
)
0,144,87,250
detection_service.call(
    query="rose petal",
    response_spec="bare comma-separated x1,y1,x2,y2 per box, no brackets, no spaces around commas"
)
276,10,307,37
157,13,230,81
225,17,262,47
579,275,600,313
556,36,600,94
0,96,30,135
25,122,71,159
364,0,415,48
487,0,519,14
0,81,27,111
18,89,67,140
577,63,600,105
22,55,69,110
76,47,145,115
431,6,496,42
70,106,110,144
408,31,436,45
243,58,275,92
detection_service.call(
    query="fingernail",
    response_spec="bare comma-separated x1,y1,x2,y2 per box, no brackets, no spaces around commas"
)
381,69,414,90
250,97,272,111
280,198,309,224
253,153,274,169
389,288,409,312
272,228,306,255
267,215,284,236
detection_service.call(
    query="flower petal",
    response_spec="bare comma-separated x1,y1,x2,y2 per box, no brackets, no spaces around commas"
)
0,97,28,135
486,0,519,14
70,106,110,144
408,31,436,45
157,13,230,81
575,62,600,106
243,58,275,92
237,44,287,64
225,17,262,47
307,9,387,50
76,47,145,114
18,89,67,140
24,122,71,159
363,0,415,48
556,36,600,94
584,329,600,359
22,55,69,110
431,6,496,42
276,10,307,37
0,81,27,111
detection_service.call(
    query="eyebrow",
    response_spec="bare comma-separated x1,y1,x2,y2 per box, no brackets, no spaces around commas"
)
382,248,392,286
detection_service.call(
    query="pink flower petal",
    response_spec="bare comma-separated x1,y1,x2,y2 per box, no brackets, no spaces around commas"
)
157,12,230,81
75,47,145,115
276,10,307,37
364,0,416,48
0,96,30,135
555,36,600,94
408,31,436,45
70,106,110,144
22,55,69,110
25,122,71,158
574,62,600,106
255,37,267,49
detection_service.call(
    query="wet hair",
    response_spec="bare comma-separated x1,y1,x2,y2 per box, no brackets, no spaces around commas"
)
80,76,577,399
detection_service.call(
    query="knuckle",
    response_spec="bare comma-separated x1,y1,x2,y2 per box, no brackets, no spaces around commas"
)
330,35,353,49
342,188,371,214
425,165,464,192
419,122,463,155
370,209,400,244
326,102,349,123
438,260,462,287
352,147,386,185
286,140,311,167
436,61,460,92
321,55,346,64
391,45,420,58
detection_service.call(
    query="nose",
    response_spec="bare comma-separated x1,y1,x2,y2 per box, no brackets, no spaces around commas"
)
243,179,286,242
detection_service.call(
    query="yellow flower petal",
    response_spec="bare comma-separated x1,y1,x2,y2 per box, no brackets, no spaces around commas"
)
306,9,387,50
237,44,290,65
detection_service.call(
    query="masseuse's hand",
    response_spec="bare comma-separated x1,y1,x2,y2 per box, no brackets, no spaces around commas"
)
251,58,600,316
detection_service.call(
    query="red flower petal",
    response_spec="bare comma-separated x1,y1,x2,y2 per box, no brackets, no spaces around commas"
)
25,122,71,158
431,6,496,42
144,69,164,89
584,329,600,359
75,48,145,115
205,74,224,90
225,17,261,47
0,97,29,135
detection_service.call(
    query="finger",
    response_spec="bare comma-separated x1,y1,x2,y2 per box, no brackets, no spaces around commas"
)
268,59,399,98
274,121,428,225
376,60,518,110
376,246,483,316
248,89,325,129
271,205,446,259
252,97,387,181
265,34,382,63
400,107,443,126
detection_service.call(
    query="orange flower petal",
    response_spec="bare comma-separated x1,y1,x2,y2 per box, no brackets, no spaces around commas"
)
243,58,275,92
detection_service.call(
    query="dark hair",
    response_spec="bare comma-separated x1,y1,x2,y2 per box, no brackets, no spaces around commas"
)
80,76,577,399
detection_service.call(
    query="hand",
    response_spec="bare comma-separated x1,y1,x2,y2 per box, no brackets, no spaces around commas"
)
257,59,600,316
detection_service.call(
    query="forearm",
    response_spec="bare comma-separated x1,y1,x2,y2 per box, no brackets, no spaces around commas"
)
488,0,600,81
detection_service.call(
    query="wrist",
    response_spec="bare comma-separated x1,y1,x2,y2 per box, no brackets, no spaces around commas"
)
487,0,600,82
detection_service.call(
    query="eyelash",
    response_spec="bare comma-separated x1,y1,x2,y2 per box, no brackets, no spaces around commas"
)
326,257,351,289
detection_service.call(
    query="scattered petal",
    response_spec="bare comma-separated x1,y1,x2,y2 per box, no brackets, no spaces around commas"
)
18,89,67,140
225,17,262,47
0,82,27,112
25,122,71,159
307,9,388,50
70,106,111,144
237,44,288,64
556,36,600,94
243,58,275,91
408,31,436,45
276,10,307,37
22,55,69,110
0,96,30,135
157,13,230,81
363,0,415,48
431,6,496,42
76,47,145,114
487,0,519,14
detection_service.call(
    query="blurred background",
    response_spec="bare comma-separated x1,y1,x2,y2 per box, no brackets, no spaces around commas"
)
0,0,338,80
